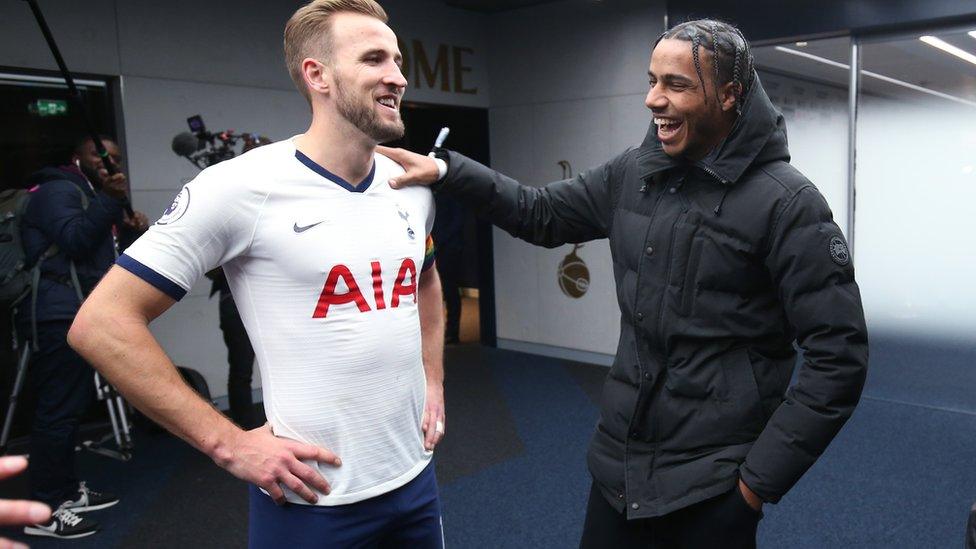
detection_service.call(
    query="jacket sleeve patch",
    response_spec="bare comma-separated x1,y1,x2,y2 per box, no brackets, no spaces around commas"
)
828,235,850,266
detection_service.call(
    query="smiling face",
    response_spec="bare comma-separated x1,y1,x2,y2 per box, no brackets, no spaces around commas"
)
645,38,737,160
323,12,407,143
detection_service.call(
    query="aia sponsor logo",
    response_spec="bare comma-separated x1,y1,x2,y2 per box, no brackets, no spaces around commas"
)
312,258,417,318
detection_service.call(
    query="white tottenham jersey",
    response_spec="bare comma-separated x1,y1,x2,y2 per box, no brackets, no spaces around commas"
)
120,138,436,505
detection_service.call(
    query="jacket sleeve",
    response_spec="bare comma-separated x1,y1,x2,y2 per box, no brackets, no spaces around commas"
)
439,151,615,248
32,181,125,260
739,185,869,503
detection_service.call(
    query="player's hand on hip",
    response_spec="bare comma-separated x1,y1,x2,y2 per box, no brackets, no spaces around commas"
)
218,423,341,505
377,146,441,189
422,383,446,451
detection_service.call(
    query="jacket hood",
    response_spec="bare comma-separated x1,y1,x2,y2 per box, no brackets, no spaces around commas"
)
636,71,791,185
26,165,91,192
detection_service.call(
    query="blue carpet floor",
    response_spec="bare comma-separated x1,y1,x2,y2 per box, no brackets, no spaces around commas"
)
1,342,973,548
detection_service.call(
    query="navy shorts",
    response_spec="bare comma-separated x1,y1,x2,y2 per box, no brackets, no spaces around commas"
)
248,461,444,548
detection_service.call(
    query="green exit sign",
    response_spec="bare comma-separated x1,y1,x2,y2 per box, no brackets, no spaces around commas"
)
29,99,68,117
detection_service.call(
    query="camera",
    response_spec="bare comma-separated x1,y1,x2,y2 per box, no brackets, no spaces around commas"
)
171,115,269,170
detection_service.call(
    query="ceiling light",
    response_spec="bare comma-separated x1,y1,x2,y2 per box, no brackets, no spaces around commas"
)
795,41,808,47
773,46,976,108
969,30,976,40
919,35,976,66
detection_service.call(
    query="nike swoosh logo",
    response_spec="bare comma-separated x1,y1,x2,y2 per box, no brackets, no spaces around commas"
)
293,221,325,233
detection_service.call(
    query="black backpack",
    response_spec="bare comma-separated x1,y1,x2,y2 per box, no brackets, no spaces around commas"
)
0,185,89,347
0,189,33,305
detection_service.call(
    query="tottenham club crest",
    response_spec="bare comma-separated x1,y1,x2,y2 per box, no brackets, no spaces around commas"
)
157,187,190,225
828,235,850,266
396,204,415,240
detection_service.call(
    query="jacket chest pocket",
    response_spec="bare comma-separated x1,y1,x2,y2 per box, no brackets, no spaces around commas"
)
667,214,704,316
671,220,766,317
695,229,766,295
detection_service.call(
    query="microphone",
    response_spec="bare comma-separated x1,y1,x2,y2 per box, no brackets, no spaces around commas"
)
172,132,203,157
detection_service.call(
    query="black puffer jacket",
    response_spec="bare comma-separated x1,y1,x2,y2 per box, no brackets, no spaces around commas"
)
21,166,126,322
436,73,868,518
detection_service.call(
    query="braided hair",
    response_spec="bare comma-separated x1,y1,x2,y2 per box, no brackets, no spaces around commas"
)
653,19,755,115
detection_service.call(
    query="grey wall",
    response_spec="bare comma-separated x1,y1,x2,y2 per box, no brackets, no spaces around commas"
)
485,0,666,360
0,0,489,398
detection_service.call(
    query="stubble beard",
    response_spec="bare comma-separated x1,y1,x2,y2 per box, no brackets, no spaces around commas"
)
334,75,405,143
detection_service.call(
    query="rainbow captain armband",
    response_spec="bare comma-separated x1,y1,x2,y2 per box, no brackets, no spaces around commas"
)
422,235,437,272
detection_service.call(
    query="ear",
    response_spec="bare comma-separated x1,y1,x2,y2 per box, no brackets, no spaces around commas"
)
718,80,740,113
302,58,330,96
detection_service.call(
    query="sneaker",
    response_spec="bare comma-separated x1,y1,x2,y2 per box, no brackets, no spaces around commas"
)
23,507,98,539
62,481,120,512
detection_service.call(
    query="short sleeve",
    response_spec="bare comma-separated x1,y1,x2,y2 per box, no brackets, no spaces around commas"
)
118,169,261,300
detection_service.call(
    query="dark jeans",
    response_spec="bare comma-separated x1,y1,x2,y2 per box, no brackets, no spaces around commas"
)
28,320,94,508
435,249,462,342
219,294,256,429
579,481,761,549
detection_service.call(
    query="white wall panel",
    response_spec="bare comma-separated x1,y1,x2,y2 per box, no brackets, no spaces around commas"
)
0,0,120,75
488,105,536,180
493,232,543,342
855,94,976,340
609,93,653,156
115,0,298,90
488,0,663,108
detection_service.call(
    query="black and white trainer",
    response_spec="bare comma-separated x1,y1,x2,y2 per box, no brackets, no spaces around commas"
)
23,507,98,539
62,481,120,513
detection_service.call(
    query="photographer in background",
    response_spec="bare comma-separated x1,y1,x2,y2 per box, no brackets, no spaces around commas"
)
18,135,147,539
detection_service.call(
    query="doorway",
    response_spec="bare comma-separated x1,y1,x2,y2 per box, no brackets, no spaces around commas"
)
388,102,496,347
0,69,119,444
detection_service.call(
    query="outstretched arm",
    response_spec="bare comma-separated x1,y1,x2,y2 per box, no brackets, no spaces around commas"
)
380,146,615,248
69,266,340,504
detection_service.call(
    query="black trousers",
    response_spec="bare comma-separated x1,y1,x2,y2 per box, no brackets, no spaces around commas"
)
435,249,462,342
219,294,256,429
579,481,761,549
28,320,95,508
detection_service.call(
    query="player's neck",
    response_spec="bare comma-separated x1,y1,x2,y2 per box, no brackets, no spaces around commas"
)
296,116,375,187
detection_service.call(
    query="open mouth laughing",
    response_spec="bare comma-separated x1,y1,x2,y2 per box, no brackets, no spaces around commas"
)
654,117,683,143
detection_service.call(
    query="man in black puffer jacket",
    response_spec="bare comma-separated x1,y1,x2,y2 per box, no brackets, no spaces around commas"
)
382,19,867,548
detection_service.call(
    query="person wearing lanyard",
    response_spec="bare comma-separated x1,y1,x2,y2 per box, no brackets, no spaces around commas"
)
19,135,147,539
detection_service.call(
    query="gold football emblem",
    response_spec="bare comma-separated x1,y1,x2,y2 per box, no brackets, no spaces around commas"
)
559,244,590,298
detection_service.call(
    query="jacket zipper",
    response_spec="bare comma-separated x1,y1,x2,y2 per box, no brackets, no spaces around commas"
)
697,164,730,185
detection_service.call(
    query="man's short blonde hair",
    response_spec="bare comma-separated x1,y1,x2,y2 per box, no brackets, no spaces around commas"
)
283,0,389,103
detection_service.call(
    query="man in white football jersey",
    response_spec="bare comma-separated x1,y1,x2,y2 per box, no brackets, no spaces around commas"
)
68,1,448,546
